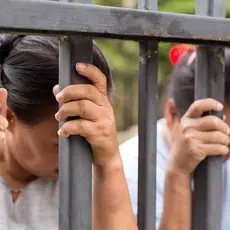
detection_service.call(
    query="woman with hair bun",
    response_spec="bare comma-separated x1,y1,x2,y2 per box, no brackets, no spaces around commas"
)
120,44,230,230
0,34,137,230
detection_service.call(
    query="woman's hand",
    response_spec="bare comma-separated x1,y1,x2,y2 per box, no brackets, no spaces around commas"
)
54,63,119,168
168,98,230,175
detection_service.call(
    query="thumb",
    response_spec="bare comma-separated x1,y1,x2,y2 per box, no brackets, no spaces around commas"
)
0,115,8,140
0,88,8,140
0,88,7,116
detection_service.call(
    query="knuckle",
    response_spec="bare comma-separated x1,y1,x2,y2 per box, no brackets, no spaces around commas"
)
184,132,193,143
101,76,107,86
79,100,87,117
192,145,206,161
62,89,70,101
209,116,219,129
227,136,230,145
61,125,69,137
74,120,83,136
86,85,96,95
193,104,201,115
59,105,66,116
192,100,202,111
93,65,100,72
97,119,113,138
193,100,200,108
221,146,229,155
212,132,219,142
195,150,206,161
180,118,190,133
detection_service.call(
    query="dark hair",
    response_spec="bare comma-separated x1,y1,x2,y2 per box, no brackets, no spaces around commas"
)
167,49,230,116
0,34,113,124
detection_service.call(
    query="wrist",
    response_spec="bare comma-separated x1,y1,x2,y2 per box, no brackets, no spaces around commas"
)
93,153,124,179
166,167,192,188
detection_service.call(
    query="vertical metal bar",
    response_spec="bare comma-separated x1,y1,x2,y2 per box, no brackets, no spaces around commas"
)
138,0,158,230
59,1,92,230
193,0,226,230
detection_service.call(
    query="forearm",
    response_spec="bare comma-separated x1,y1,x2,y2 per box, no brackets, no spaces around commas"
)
159,168,192,230
92,154,137,230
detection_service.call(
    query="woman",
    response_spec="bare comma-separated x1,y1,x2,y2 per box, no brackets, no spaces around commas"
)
120,45,230,230
0,34,137,230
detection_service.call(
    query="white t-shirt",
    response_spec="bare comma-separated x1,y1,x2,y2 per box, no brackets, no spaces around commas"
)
0,178,58,230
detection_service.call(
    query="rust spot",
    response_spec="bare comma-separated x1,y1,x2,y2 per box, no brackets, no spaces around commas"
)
144,24,168,37
139,49,157,64
218,36,230,41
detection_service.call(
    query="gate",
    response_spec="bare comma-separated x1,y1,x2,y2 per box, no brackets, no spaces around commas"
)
0,0,229,229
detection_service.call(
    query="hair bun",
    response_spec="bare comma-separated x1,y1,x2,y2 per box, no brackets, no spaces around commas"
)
169,44,196,66
0,34,25,64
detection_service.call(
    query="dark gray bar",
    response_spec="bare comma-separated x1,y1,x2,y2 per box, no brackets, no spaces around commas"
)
59,1,93,230
138,1,158,230
193,0,225,229
1,1,230,44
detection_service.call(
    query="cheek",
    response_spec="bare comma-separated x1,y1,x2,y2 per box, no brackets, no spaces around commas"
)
12,131,58,173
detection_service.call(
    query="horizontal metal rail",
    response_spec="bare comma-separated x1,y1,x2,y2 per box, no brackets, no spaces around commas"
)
0,0,230,44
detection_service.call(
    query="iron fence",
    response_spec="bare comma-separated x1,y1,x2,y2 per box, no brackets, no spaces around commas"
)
0,0,229,229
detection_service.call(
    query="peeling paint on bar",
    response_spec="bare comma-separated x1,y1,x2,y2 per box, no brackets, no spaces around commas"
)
0,1,230,44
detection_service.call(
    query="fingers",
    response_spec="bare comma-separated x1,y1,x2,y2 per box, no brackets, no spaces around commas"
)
184,98,223,118
181,116,230,135
55,100,104,122
53,85,59,97
185,130,230,146
199,144,229,157
58,119,94,138
55,84,104,106
75,63,107,95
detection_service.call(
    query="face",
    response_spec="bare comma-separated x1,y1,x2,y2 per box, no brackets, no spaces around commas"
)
6,114,59,181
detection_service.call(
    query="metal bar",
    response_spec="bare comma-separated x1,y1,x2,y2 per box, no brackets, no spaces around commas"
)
138,0,158,229
1,1,230,44
59,1,92,230
193,0,225,229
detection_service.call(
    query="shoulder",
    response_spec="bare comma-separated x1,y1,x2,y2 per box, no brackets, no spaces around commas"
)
119,118,168,161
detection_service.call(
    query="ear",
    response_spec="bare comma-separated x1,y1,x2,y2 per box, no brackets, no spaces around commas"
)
0,88,15,125
164,98,179,131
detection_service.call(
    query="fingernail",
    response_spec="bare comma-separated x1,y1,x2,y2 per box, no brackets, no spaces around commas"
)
53,84,60,92
56,92,63,102
55,112,60,121
76,63,87,70
218,103,224,110
58,129,69,137
57,129,62,136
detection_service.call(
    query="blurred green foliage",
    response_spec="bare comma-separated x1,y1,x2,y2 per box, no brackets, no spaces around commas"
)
92,0,230,131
